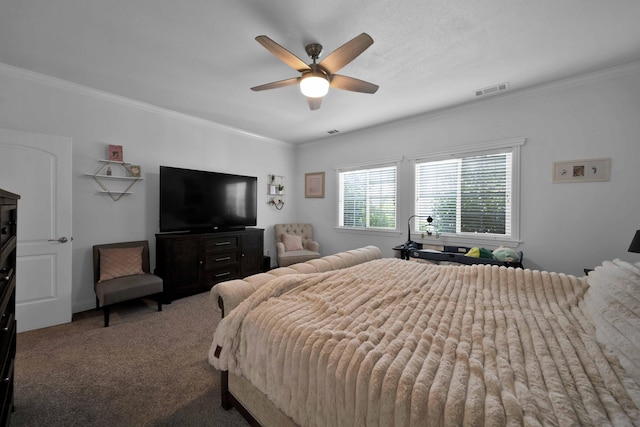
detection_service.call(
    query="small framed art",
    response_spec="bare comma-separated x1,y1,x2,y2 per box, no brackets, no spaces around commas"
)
305,172,325,198
108,144,123,162
128,165,141,177
552,157,610,183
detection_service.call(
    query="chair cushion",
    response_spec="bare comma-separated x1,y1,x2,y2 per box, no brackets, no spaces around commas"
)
96,273,163,306
282,234,304,251
277,250,321,267
99,246,144,282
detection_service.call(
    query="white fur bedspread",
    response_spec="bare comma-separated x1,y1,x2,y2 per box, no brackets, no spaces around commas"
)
210,258,640,426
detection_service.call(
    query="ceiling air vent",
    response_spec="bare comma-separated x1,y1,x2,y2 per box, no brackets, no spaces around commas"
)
474,82,509,97
327,129,340,134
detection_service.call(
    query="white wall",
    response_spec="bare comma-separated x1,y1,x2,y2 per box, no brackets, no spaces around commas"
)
295,62,640,276
0,65,298,313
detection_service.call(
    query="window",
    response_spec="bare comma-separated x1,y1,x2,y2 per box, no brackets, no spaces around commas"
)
413,138,524,242
339,165,397,230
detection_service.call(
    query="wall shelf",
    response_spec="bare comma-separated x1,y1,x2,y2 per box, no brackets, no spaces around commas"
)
87,159,143,201
267,175,284,210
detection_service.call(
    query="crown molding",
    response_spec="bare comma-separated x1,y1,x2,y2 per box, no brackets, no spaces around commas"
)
386,60,640,128
495,60,640,103
0,62,290,146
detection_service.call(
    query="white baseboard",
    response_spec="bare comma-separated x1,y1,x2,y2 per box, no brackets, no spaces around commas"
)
73,298,97,314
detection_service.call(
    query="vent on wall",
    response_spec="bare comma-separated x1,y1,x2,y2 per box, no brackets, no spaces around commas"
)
327,129,340,134
474,82,509,97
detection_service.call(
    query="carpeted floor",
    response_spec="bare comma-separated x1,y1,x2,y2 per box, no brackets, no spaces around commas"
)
9,292,248,427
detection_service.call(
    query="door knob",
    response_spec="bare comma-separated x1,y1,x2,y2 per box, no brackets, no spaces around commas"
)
48,237,69,243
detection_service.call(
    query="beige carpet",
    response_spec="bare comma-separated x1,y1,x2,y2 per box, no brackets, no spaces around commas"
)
10,292,248,427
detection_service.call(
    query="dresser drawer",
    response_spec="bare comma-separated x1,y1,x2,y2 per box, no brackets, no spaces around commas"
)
0,273,15,318
0,315,15,376
0,337,13,425
0,204,17,251
205,264,239,285
205,251,238,268
205,236,238,252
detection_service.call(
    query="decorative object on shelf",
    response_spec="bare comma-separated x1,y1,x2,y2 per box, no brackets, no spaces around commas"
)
269,175,277,195
305,172,325,198
127,164,141,177
269,198,285,210
86,158,143,201
108,144,123,162
267,175,285,210
628,230,640,253
552,157,610,183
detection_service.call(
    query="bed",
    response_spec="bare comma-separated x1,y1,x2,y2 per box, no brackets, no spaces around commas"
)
209,249,640,426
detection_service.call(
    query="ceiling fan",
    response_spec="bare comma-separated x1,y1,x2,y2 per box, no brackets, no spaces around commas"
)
250,33,379,110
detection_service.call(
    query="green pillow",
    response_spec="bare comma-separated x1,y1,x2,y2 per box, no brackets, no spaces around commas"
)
466,247,494,259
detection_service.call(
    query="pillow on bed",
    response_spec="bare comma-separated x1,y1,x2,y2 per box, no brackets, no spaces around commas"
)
99,246,145,282
584,259,640,384
282,234,304,251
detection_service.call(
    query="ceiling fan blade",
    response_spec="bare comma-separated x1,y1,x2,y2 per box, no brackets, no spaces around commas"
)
330,74,379,94
319,33,374,74
307,97,322,110
255,35,311,72
251,77,299,92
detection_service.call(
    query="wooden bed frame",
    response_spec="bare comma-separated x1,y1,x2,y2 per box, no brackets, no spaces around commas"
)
221,370,297,427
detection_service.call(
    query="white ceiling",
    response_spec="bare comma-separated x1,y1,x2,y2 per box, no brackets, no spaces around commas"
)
2,0,640,144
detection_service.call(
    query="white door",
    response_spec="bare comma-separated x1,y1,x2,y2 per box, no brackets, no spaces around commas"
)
0,128,72,332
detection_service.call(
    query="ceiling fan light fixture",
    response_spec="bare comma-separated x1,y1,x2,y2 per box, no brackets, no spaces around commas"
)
252,33,377,109
300,72,330,98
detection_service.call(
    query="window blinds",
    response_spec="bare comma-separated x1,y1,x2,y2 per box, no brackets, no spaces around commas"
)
339,166,396,229
415,153,511,236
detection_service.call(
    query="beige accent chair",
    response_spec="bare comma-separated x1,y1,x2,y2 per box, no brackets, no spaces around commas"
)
274,223,321,267
92,240,163,327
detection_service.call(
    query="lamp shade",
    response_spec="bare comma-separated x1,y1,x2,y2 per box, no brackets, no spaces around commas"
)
300,72,329,98
629,230,640,253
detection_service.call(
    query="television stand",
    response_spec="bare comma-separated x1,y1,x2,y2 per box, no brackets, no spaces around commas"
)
155,228,264,302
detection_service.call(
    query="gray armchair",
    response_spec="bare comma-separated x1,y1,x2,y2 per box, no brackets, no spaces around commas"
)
274,223,321,267
92,240,163,327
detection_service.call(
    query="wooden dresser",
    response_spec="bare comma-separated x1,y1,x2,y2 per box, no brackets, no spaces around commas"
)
155,228,264,302
0,189,18,425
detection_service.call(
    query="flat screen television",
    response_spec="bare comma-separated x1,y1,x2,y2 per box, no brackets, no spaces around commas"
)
159,166,257,233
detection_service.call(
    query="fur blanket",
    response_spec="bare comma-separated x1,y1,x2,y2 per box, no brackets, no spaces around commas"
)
210,258,640,426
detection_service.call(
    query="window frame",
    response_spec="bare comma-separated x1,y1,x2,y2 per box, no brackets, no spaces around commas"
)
409,137,525,247
335,157,402,236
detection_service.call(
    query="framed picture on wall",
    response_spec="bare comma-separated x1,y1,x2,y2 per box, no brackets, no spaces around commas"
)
108,144,123,162
552,157,610,183
305,172,325,198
